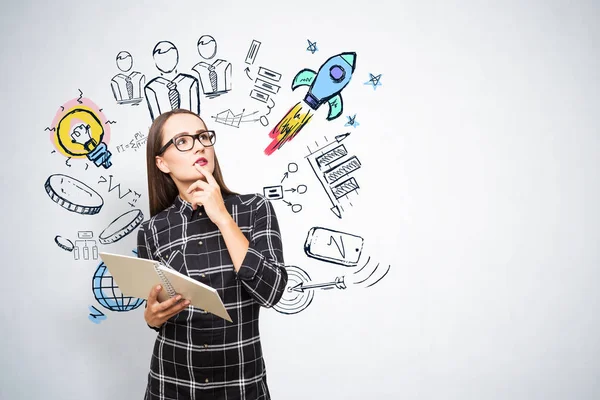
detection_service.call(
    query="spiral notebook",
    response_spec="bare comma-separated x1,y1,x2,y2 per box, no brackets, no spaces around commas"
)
99,252,232,322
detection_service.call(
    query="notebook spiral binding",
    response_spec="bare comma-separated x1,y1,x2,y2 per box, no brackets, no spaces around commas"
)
154,261,177,298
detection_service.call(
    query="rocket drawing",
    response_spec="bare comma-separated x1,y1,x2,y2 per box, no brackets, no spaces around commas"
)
264,51,357,156
291,52,356,120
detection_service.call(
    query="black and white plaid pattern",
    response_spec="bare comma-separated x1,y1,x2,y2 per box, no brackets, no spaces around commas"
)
137,193,288,400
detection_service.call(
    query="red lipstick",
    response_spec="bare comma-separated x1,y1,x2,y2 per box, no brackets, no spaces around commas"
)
195,157,207,166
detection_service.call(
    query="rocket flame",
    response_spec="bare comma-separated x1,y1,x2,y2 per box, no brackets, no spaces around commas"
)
264,102,313,155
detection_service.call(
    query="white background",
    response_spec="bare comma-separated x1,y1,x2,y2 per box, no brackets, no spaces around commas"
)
1,0,599,399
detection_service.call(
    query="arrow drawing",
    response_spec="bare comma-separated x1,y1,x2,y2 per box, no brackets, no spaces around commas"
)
291,276,346,292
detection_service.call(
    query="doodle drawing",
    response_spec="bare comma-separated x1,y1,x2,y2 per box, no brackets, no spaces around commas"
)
98,209,144,244
110,51,146,105
264,52,357,155
262,162,306,213
192,35,232,98
273,266,314,315
211,109,260,128
364,73,382,90
305,133,361,218
88,305,107,324
304,226,364,267
345,113,359,128
351,255,391,288
306,39,318,54
145,41,200,121
54,230,99,260
54,235,74,252
245,40,261,65
49,93,113,168
92,259,145,312
249,67,281,103
44,174,104,215
290,276,346,292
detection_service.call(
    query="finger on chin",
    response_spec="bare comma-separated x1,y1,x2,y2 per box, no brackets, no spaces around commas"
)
194,163,206,174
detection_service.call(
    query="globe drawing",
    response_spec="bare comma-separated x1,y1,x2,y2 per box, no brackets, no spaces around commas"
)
92,262,145,311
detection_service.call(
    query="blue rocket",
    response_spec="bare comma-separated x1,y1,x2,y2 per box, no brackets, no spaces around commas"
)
292,52,357,121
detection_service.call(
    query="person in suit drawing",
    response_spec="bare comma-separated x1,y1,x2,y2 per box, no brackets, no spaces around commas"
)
144,41,200,121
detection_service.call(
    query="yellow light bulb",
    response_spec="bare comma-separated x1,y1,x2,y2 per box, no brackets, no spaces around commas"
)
53,105,113,168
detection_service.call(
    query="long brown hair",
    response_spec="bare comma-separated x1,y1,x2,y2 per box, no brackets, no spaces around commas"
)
146,109,237,217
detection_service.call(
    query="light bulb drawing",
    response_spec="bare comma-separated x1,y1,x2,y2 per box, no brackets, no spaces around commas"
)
49,93,114,169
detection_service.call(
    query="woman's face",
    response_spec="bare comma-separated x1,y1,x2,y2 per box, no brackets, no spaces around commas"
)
155,113,216,186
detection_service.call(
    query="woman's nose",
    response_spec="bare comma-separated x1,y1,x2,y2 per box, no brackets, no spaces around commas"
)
192,136,206,151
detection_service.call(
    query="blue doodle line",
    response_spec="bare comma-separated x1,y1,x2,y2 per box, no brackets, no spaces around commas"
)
88,305,107,324
364,73,382,90
344,114,359,128
306,39,318,54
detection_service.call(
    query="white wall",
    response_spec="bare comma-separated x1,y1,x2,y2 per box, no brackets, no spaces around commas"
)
2,0,599,399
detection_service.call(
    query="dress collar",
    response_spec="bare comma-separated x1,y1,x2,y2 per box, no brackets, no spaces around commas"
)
173,195,198,218
172,193,236,219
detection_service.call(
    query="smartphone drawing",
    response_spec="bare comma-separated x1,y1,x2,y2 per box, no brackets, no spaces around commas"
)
304,227,364,267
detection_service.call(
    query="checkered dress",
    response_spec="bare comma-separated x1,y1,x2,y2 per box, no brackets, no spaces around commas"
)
137,193,288,400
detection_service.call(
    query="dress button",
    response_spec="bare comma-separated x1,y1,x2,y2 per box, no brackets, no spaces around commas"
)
204,343,208,348
198,241,203,245
205,378,209,383
201,273,206,278
199,212,203,216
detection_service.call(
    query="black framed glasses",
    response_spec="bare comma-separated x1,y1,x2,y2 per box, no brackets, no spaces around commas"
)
157,130,216,155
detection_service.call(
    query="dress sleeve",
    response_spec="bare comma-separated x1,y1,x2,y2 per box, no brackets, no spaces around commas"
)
137,224,161,332
137,223,153,261
235,196,288,308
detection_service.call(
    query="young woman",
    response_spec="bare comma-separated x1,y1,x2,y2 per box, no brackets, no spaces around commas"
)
136,108,288,400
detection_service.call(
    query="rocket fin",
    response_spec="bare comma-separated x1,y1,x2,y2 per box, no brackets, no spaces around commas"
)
292,69,316,90
326,94,343,121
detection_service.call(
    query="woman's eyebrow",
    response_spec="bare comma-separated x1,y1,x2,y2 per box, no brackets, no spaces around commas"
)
173,129,207,137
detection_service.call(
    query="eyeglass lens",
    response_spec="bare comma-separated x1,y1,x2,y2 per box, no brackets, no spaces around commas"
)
174,131,215,151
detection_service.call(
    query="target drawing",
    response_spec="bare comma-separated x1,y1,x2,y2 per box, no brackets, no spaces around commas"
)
273,266,314,315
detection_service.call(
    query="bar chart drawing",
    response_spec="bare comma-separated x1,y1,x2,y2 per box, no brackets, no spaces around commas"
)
305,132,361,218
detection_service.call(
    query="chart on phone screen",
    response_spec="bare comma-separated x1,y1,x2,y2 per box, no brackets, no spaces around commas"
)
304,226,364,267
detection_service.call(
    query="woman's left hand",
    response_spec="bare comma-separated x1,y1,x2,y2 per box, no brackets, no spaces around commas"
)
186,164,232,227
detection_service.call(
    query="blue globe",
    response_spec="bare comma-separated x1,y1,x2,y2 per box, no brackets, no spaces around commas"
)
92,262,145,312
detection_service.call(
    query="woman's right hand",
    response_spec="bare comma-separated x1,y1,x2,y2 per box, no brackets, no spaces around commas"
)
144,285,190,329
